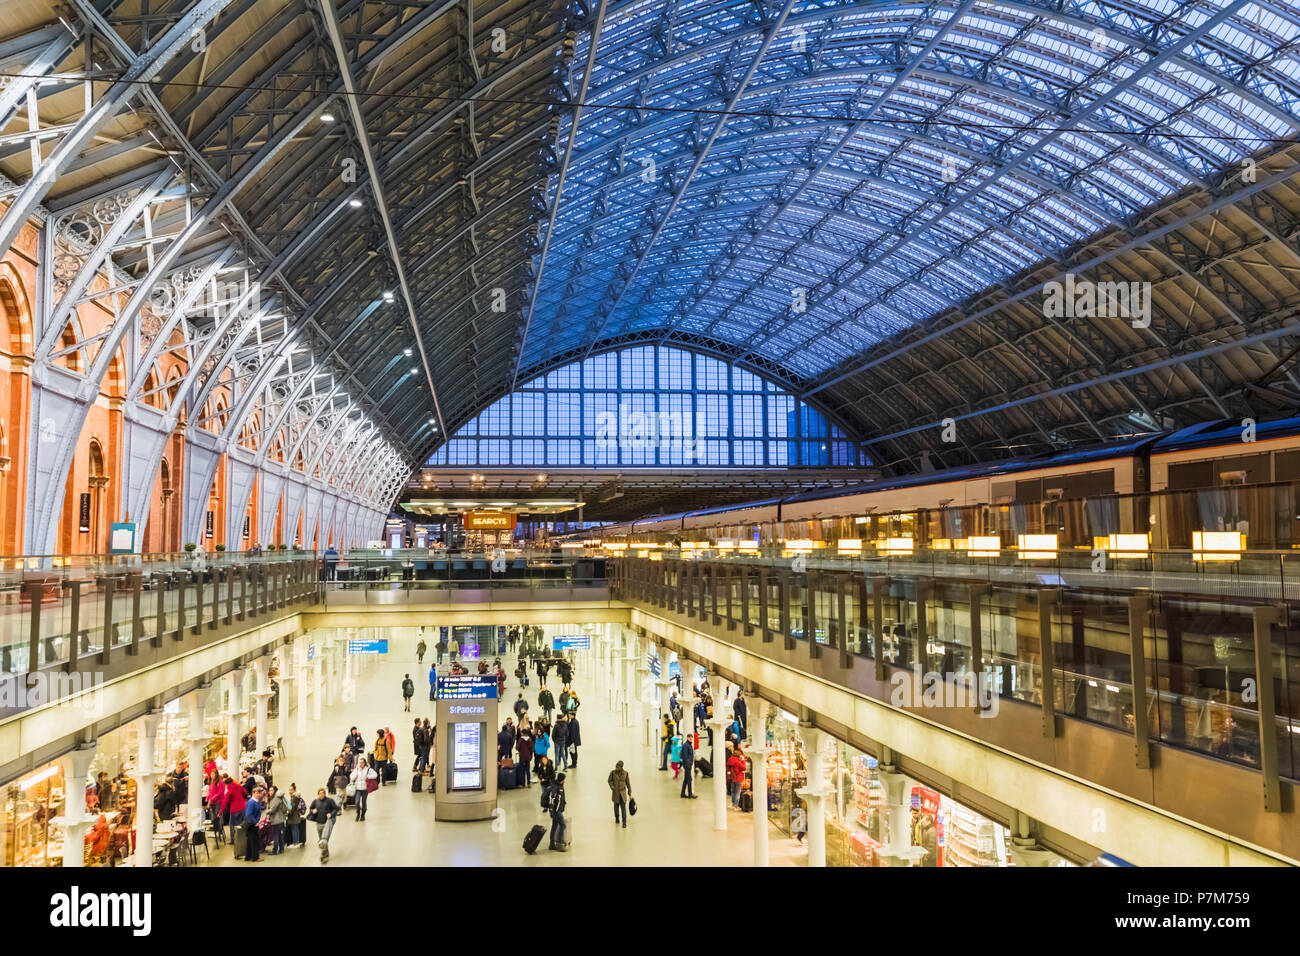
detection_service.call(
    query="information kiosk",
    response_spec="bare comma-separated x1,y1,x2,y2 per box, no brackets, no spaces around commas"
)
434,675,498,821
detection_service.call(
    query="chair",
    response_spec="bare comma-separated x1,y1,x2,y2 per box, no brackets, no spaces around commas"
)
190,829,209,864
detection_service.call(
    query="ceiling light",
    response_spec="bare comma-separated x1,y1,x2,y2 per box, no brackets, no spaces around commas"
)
321,111,336,122
409,367,418,374
382,291,395,301
404,348,412,356
348,198,362,208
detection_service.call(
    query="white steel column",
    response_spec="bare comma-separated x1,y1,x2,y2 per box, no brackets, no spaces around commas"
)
707,669,730,830
749,697,769,866
276,645,295,745
796,723,831,867
223,669,246,776
51,743,99,867
184,684,213,833
295,638,309,737
311,646,323,721
133,711,163,867
251,656,274,754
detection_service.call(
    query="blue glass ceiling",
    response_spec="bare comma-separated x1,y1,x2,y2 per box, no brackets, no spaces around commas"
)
518,0,1300,382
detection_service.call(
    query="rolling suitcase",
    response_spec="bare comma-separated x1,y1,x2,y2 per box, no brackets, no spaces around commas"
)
384,761,398,783
695,757,713,777
411,774,423,793
232,825,248,860
499,765,516,790
523,824,546,855
739,791,753,812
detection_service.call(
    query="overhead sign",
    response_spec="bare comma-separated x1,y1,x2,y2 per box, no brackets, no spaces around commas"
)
552,634,590,650
347,638,389,655
464,511,516,530
436,675,499,699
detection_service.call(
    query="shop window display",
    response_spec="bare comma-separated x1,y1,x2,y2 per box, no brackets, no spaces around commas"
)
2,764,66,866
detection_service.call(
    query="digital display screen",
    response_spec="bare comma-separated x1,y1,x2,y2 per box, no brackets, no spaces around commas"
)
461,642,480,659
552,634,590,650
450,722,483,791
436,676,498,699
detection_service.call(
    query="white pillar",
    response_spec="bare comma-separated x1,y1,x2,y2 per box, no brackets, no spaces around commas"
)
51,743,99,867
796,723,831,867
133,711,163,868
276,647,295,745
224,669,246,776
749,698,770,866
311,652,323,721
295,640,309,737
252,656,273,754
184,684,213,833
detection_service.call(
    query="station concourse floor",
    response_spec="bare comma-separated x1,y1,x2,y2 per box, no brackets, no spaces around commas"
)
207,644,804,867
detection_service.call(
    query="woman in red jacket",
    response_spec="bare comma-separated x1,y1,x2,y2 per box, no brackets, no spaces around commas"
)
725,749,747,808
207,774,226,831
222,774,247,847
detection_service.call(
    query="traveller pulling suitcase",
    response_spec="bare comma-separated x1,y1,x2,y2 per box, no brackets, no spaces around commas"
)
523,824,546,854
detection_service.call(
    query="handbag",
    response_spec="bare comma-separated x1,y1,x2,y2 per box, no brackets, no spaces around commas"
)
628,797,637,816
344,783,356,798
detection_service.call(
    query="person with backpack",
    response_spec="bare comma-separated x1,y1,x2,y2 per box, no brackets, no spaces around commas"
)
558,686,570,713
556,657,573,685
607,760,632,828
669,731,684,779
401,673,415,712
733,689,748,739
538,685,555,722
436,637,448,664
660,713,676,771
514,659,529,688
371,729,390,786
513,693,529,722
679,735,696,798
286,783,308,848
307,788,339,863
416,637,427,666
551,712,570,770
546,772,568,851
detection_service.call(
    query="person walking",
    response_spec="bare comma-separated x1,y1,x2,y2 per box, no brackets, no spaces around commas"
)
513,692,529,723
384,727,397,768
538,684,555,723
412,718,429,773
552,712,570,771
659,713,676,771
345,726,365,755
286,783,307,848
350,757,376,821
448,636,460,663
428,663,437,702
241,787,264,862
565,711,581,768
607,760,632,828
307,788,339,863
264,785,289,854
669,731,684,779
401,673,415,712
733,689,748,740
680,735,697,798
547,772,568,851
223,774,247,848
436,635,447,665
416,637,427,666
536,754,556,808
515,721,534,787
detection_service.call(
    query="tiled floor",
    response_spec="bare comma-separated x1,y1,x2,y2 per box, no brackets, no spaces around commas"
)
206,640,803,867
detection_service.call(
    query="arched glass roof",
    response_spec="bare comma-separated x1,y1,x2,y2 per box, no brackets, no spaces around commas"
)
518,0,1300,383
425,345,866,467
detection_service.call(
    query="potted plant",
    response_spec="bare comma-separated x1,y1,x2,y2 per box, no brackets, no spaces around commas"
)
214,544,226,552
183,542,197,553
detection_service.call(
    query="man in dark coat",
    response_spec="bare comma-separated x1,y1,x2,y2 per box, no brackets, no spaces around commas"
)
565,712,581,768
551,713,570,770
733,690,748,740
497,719,516,762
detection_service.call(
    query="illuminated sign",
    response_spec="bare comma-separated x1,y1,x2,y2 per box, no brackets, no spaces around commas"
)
464,512,517,530
552,634,590,650
436,675,498,699
347,639,389,655
451,722,483,791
